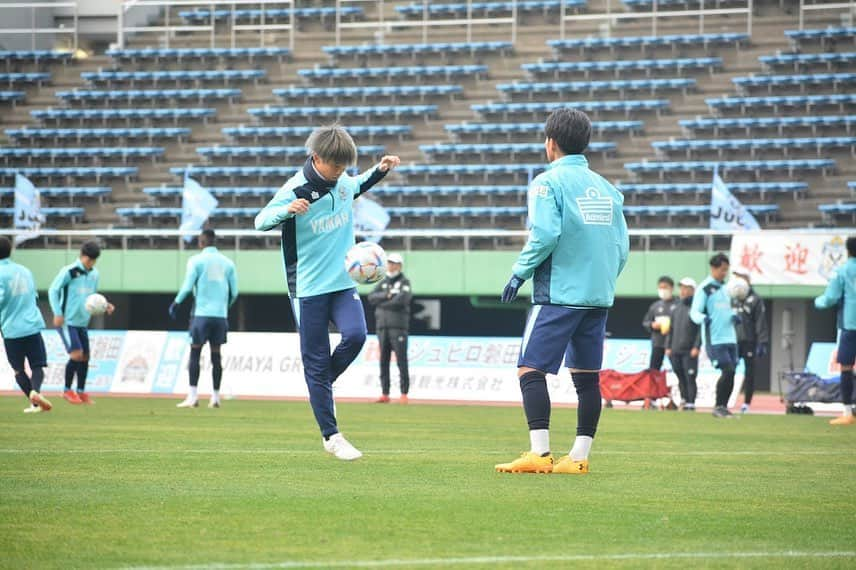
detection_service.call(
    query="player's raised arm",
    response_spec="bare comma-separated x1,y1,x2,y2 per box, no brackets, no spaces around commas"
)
353,155,400,197
254,186,306,231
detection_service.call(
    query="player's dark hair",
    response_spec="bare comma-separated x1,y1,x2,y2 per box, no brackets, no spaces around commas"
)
306,123,358,166
847,236,856,258
200,228,216,247
0,236,11,260
709,252,730,268
80,240,101,260
657,276,674,287
544,108,591,155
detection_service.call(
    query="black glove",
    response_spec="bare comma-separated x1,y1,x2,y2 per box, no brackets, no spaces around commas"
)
756,342,768,358
731,314,742,326
501,275,525,304
168,302,179,320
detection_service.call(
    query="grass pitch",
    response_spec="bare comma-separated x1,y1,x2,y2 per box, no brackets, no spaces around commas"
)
0,396,854,569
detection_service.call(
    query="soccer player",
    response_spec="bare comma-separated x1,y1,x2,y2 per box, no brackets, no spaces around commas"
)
690,253,739,418
169,229,238,409
494,108,629,475
0,236,52,413
48,240,113,405
731,271,769,414
814,236,856,426
254,124,400,461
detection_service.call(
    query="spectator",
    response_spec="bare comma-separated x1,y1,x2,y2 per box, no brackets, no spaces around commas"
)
643,276,677,371
665,277,701,411
368,253,412,404
731,271,769,414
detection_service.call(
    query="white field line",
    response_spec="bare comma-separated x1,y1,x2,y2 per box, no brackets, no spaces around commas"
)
121,551,856,570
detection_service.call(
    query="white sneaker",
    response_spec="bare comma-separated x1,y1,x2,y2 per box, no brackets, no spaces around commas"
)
208,399,220,408
176,398,198,408
23,405,42,414
322,433,363,461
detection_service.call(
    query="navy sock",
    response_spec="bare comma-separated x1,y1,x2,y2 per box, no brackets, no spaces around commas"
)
14,371,32,397
572,372,602,438
31,368,45,393
841,369,854,407
211,352,222,391
520,370,550,430
65,360,76,390
76,361,89,392
715,368,735,408
188,346,202,387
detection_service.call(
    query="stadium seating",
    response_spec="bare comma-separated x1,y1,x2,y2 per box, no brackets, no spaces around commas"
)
396,164,545,183
222,125,411,143
819,201,856,221
472,100,669,119
0,167,137,183
419,142,617,160
322,42,512,61
247,105,437,122
622,204,779,224
116,207,261,223
760,52,856,71
785,27,856,49
298,65,487,84
0,72,49,87
522,57,721,79
56,89,242,105
679,115,856,136
445,121,644,141
0,147,164,165
652,137,856,158
497,78,695,99
395,1,581,17
548,33,749,56
733,73,856,94
168,166,298,182
0,91,24,105
273,85,462,104
706,94,856,114
5,127,191,144
178,7,363,23
0,207,84,222
617,182,808,201
0,50,73,69
623,0,750,7
31,108,216,125
81,70,265,87
385,207,528,225
142,186,277,202
106,47,291,64
624,159,835,180
0,186,111,203
371,185,528,204
197,145,385,163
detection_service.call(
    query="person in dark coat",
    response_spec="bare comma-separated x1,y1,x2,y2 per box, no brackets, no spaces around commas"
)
367,253,412,403
731,271,770,414
666,277,702,411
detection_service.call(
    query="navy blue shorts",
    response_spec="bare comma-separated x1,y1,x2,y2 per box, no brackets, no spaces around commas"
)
517,305,608,374
4,333,47,371
189,316,228,346
706,343,738,371
837,329,856,366
57,325,89,355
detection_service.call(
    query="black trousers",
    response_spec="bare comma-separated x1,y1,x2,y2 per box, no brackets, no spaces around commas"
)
649,346,666,370
738,340,757,404
379,327,409,395
670,351,698,405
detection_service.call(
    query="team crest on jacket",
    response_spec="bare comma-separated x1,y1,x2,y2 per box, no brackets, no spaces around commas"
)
338,186,348,200
311,191,320,200
576,188,613,225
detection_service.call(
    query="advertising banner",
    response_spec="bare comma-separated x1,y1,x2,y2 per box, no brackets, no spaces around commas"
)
730,232,848,286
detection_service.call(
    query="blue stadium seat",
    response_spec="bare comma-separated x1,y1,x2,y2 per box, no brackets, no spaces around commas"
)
297,65,487,83
0,72,49,86
178,7,363,23
819,201,856,221
760,52,856,71
0,207,85,221
617,182,807,201
322,41,512,60
396,164,546,182
31,108,216,125
0,91,24,105
624,159,835,180
472,100,669,119
0,186,110,203
248,105,437,122
622,204,778,223
706,94,856,114
143,186,278,201
117,206,271,222
445,120,643,141
169,166,300,182
395,1,579,17
548,33,749,55
623,0,748,8
106,47,291,63
0,167,137,183
785,27,856,49
222,124,411,143
197,145,385,162
0,147,164,165
5,127,191,144
273,85,462,104
386,206,528,221
522,57,721,79
419,142,617,159
652,137,856,158
56,88,242,105
0,50,73,68
850,181,856,193
733,72,856,94
82,70,265,87
498,78,695,99
371,185,527,204
679,115,856,136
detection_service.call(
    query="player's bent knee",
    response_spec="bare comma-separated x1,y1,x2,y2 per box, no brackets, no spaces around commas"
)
517,366,542,378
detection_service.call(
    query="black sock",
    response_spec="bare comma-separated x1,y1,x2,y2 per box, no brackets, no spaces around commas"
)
715,368,735,408
572,372,602,437
520,370,550,430
211,352,222,391
30,368,44,393
76,361,89,392
841,369,854,407
14,371,32,397
65,360,76,390
188,346,202,387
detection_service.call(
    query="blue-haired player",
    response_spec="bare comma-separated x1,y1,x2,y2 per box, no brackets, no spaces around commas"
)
48,240,114,405
690,253,739,418
495,108,630,475
0,236,52,413
814,235,856,426
169,228,238,409
255,124,400,461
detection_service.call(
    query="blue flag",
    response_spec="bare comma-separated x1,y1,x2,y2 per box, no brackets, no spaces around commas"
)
710,171,760,232
353,197,390,243
180,174,218,242
14,173,44,244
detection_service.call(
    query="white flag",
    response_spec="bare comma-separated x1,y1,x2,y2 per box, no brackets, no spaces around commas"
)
353,197,390,243
14,173,44,244
710,171,760,232
180,174,218,243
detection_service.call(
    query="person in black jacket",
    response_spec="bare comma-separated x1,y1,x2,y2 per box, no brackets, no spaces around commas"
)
665,277,701,411
643,276,677,371
731,271,770,414
367,253,412,403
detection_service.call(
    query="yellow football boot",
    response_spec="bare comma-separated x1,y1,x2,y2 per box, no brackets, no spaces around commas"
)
495,451,554,474
829,415,855,426
552,455,589,475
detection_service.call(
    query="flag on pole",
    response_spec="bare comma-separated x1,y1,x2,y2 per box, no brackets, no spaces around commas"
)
709,170,760,232
13,173,44,244
353,197,390,243
180,174,218,243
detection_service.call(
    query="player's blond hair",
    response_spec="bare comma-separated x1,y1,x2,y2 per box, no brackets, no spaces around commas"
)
305,124,358,166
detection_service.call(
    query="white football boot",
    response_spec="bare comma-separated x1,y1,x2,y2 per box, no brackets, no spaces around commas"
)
322,433,363,461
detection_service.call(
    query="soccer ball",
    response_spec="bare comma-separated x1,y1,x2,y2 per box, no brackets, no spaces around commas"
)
726,277,750,301
85,293,109,316
345,242,387,284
